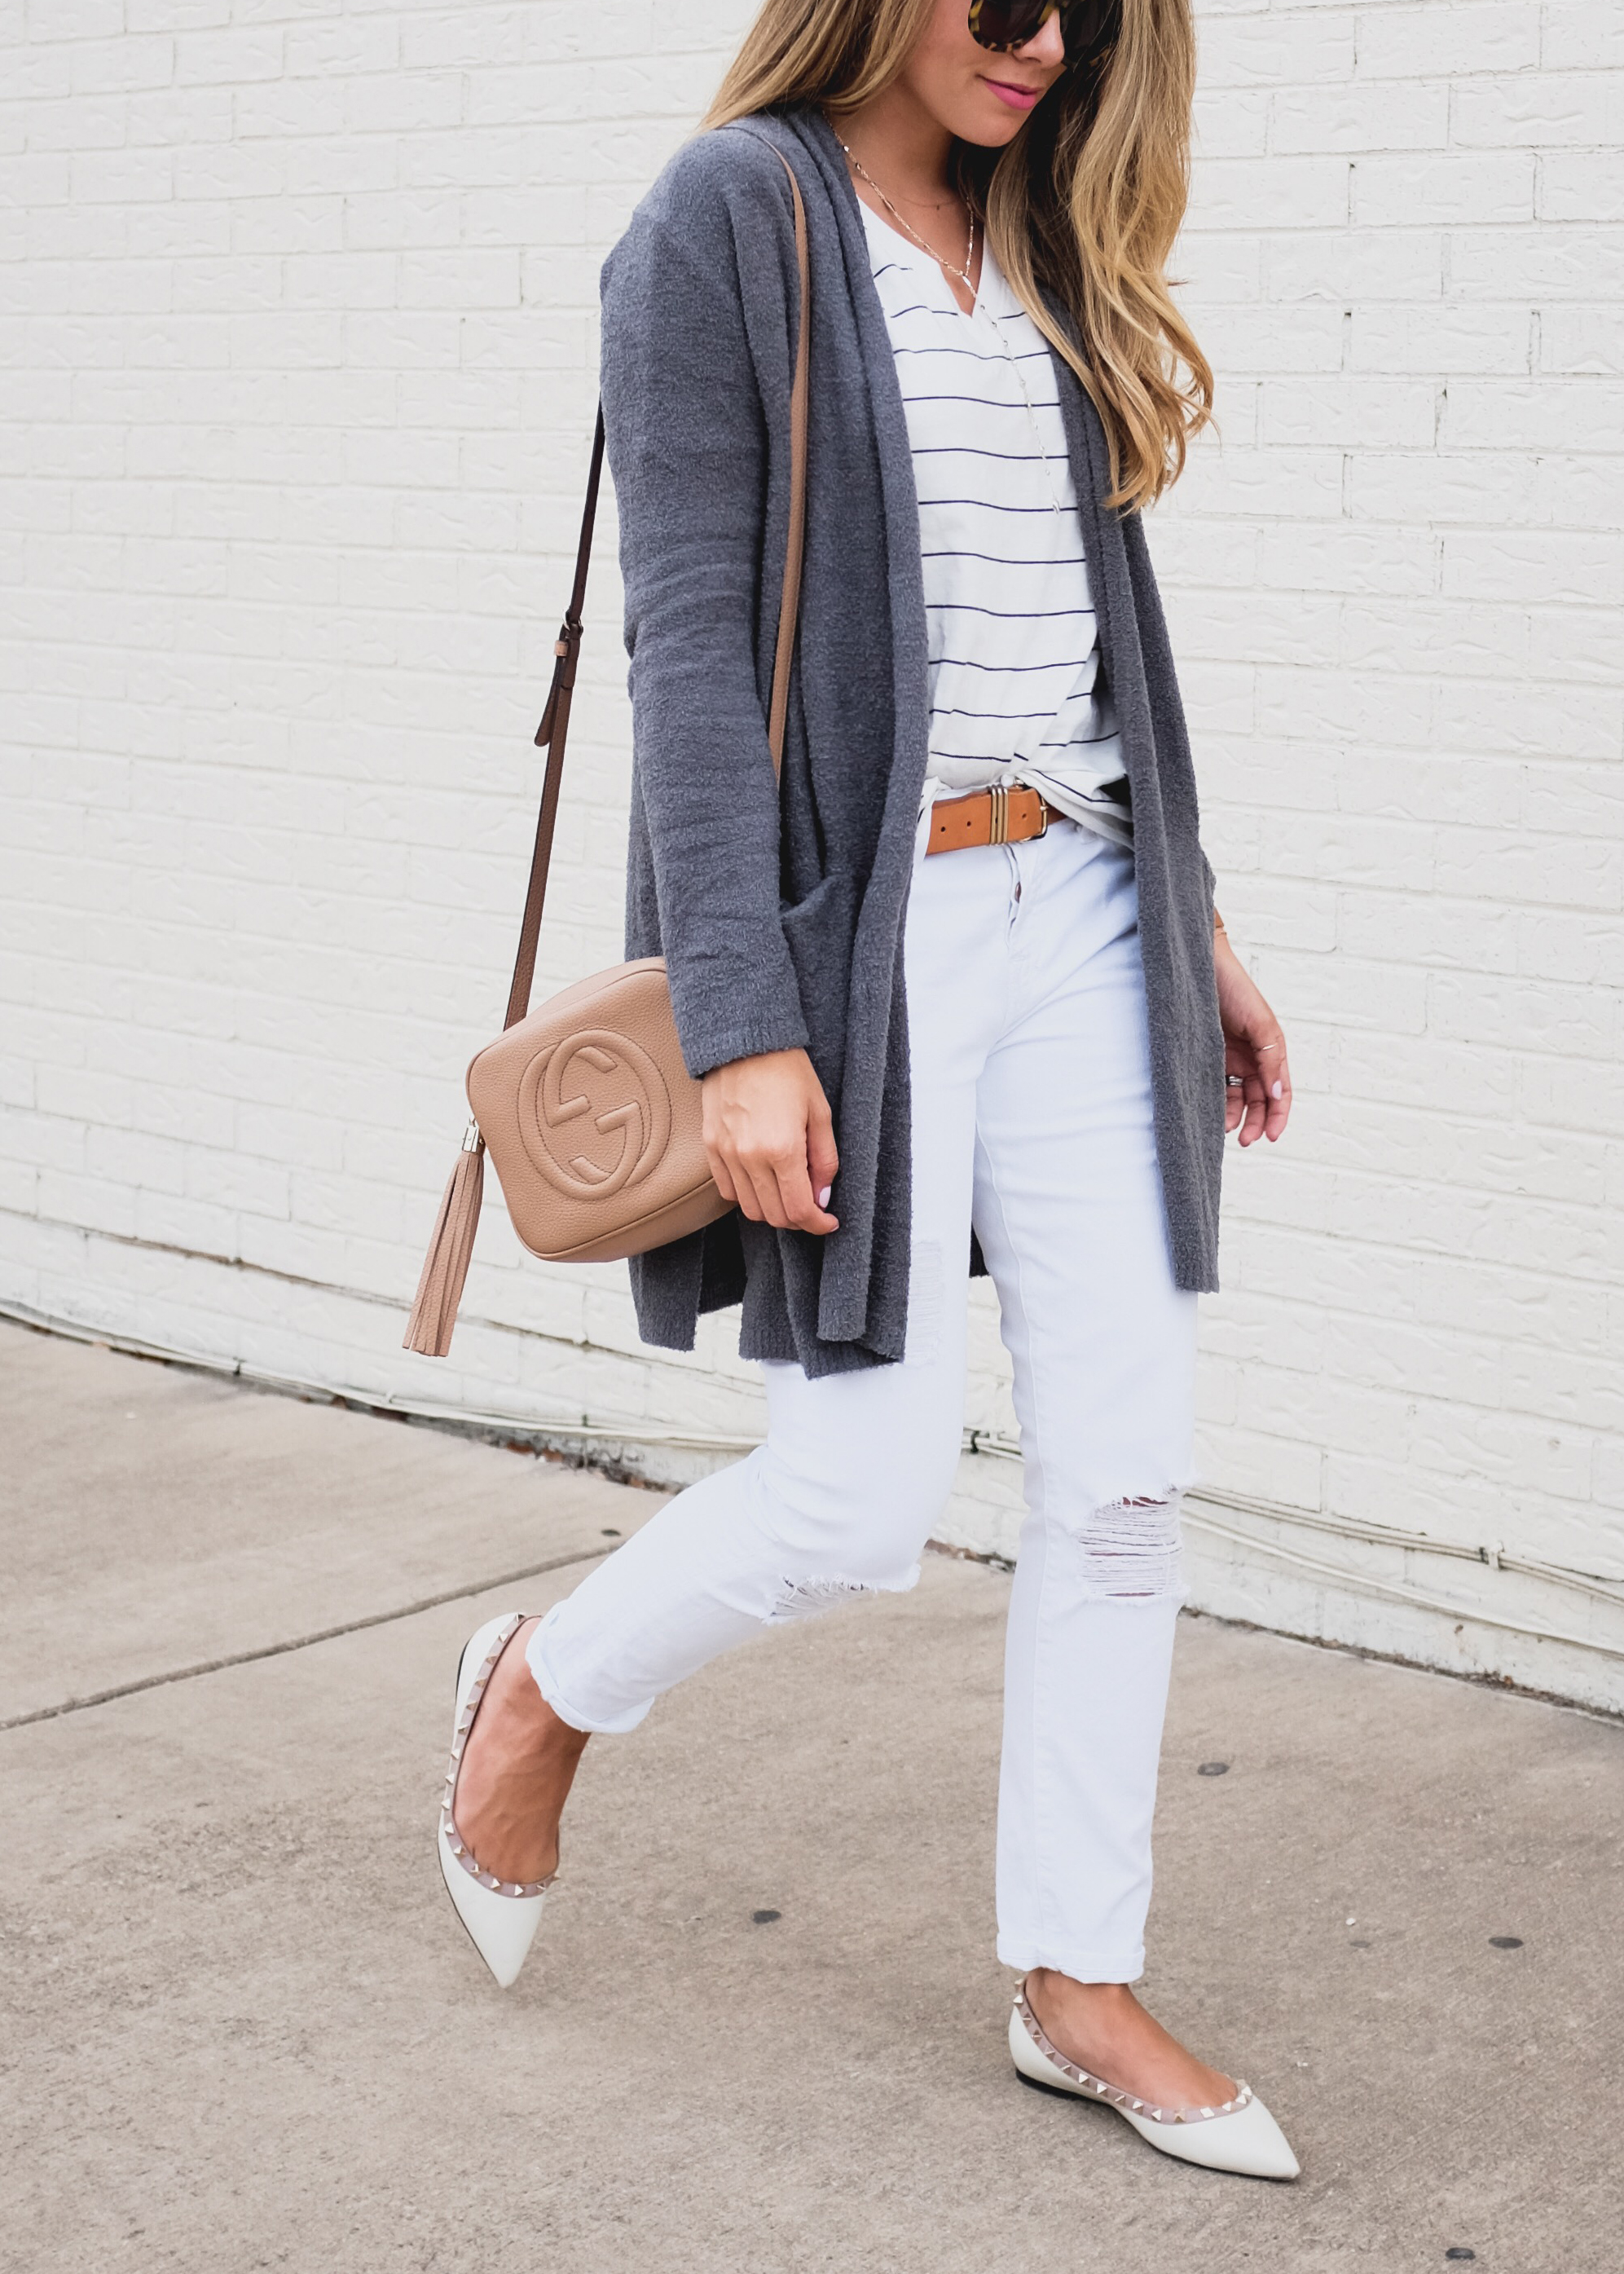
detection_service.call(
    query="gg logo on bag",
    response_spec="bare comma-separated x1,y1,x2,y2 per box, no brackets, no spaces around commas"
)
516,1029,673,1201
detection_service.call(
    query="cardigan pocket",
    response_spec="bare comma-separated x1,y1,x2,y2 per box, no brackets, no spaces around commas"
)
780,867,860,1113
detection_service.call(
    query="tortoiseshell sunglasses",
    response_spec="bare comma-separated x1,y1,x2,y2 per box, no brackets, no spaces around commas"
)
968,0,1116,64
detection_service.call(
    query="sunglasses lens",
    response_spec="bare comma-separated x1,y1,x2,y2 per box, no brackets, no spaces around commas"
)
970,0,1112,59
1062,0,1112,57
969,0,1054,51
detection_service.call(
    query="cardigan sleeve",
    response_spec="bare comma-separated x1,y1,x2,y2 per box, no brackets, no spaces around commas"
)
599,137,812,1081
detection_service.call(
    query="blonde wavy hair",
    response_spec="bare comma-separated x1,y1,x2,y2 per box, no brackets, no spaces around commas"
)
703,0,1212,510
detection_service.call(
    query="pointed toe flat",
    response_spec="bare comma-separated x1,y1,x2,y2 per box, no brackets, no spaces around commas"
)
1010,1980,1300,2181
437,1612,554,1990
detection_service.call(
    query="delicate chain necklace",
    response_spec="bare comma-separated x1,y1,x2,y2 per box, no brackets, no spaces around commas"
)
987,313,1067,522
841,139,1065,522
839,139,977,298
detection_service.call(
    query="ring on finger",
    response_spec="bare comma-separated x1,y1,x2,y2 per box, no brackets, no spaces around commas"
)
1226,1074,1244,1088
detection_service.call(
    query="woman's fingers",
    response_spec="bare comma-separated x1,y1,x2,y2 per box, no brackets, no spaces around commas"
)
715,1141,838,1233
807,1100,840,1205
1226,1038,1272,1145
762,1145,837,1233
1257,1040,1292,1141
701,1048,840,1234
709,1133,836,1233
1223,1029,1292,1145
734,1136,838,1233
1214,937,1292,1149
1238,1066,1268,1146
1224,1050,1248,1134
721,1156,768,1222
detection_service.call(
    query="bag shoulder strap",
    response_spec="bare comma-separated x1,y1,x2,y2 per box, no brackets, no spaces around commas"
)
502,141,812,1036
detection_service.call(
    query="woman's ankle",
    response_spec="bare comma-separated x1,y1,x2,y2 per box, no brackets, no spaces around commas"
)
536,1693,591,1762
452,1622,590,1884
1028,1969,1133,2017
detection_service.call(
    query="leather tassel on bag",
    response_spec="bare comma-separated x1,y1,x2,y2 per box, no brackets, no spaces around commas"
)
403,1122,486,1357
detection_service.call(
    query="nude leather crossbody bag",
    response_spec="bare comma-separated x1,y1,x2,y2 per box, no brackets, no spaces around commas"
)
403,150,810,1359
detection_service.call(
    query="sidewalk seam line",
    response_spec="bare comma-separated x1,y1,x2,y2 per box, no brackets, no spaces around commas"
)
0,1545,614,1734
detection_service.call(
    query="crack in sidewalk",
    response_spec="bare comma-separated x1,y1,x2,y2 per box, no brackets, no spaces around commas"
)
0,1544,614,1734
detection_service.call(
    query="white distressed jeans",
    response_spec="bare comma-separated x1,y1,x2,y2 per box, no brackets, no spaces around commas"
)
529,820,1198,1982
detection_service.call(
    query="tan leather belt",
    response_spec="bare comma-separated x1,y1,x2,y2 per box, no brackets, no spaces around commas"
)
926,784,1057,856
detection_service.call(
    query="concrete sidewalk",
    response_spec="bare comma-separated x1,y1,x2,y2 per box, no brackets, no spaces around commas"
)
2,1318,1621,2274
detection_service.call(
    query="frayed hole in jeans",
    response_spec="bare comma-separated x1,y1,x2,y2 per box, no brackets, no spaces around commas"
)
766,1575,879,1625
1068,1488,1186,1601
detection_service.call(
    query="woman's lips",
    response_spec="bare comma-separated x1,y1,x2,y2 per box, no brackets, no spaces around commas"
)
983,76,1043,112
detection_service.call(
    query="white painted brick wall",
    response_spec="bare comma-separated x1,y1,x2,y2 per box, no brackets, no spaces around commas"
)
2,1,1620,1709
1160,0,1624,1706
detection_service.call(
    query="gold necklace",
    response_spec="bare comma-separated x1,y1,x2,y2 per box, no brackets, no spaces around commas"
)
839,141,977,299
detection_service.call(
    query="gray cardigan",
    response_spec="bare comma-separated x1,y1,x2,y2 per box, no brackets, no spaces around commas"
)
599,107,1224,1378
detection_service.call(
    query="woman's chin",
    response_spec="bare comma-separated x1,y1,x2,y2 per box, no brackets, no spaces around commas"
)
945,82,1046,148
949,103,1036,149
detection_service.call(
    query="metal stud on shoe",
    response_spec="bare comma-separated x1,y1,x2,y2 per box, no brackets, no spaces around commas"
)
436,1611,557,1990
1008,1980,1299,2179
1010,1985,1255,2126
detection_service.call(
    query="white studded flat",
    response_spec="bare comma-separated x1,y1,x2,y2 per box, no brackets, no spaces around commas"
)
1010,1980,1300,2180
437,1612,555,1990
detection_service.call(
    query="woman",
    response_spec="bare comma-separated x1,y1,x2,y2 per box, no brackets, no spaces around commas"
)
438,0,1297,2180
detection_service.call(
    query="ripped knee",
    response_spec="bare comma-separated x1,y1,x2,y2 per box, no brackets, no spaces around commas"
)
1067,1488,1186,1601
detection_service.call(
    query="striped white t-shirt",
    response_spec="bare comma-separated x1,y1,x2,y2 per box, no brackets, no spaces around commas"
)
860,201,1131,845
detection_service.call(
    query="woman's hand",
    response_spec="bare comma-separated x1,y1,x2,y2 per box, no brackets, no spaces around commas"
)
702,1048,840,1235
1214,928,1292,1147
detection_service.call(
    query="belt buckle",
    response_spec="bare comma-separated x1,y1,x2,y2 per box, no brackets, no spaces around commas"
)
937,785,1050,852
994,786,1047,844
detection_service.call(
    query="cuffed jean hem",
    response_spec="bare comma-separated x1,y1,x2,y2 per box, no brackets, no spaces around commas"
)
525,1602,652,1737
997,1938,1146,1986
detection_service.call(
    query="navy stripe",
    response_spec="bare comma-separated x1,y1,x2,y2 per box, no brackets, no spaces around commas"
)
911,443,1072,462
918,500,1069,518
936,655,1094,674
892,343,1056,365
922,549,1088,569
897,391,1063,412
927,601,1093,617
933,703,1091,723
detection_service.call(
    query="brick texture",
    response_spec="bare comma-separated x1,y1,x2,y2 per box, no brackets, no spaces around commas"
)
1161,0,1623,1703
2,2,1619,1706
